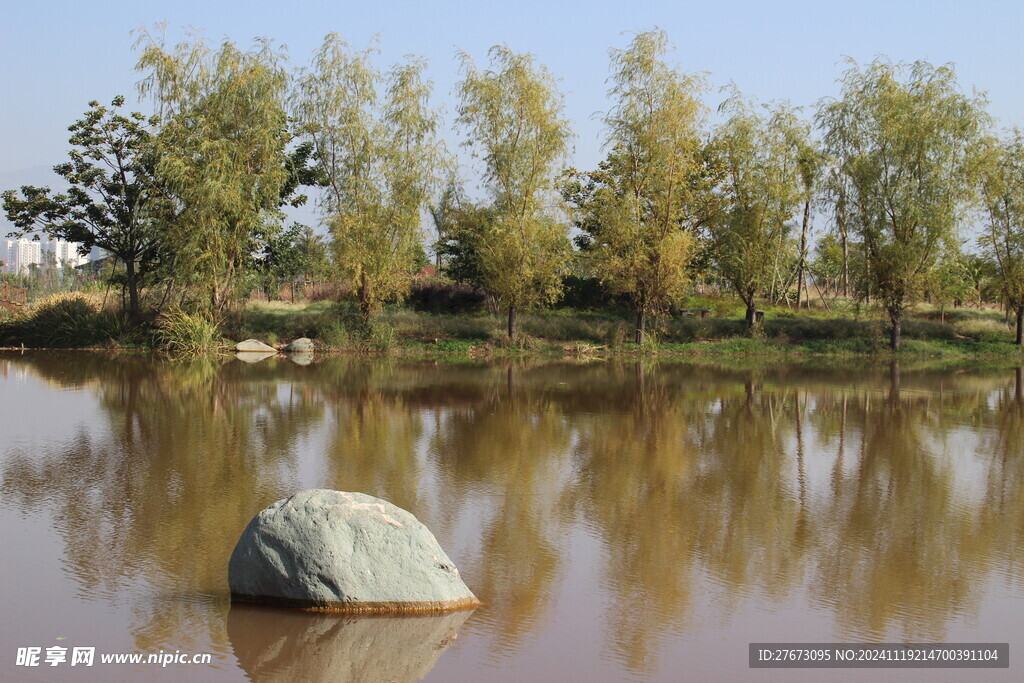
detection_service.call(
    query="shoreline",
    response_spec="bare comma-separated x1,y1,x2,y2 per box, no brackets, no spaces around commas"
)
3,337,1023,365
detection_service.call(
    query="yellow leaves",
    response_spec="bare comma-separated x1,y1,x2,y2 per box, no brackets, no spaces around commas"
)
570,31,707,317
456,46,572,316
134,30,291,311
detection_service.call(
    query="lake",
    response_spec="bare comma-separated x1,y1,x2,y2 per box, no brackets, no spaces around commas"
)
1,352,1022,681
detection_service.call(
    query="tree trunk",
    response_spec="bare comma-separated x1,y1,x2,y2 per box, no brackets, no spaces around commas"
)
125,259,139,320
796,199,810,307
635,307,647,345
507,304,517,340
358,272,373,323
865,255,871,305
745,299,757,330
889,309,902,351
1016,305,1024,346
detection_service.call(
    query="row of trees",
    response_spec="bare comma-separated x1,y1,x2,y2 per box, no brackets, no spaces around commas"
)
5,28,1024,347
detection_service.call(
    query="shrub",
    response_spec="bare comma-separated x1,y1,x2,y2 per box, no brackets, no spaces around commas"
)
521,313,611,342
666,317,745,342
4,292,120,347
319,321,351,350
565,341,604,358
557,275,624,311
493,333,541,351
605,320,628,349
953,318,1014,343
364,322,395,352
405,279,487,314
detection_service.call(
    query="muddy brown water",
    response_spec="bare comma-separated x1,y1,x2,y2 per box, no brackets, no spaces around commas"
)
1,352,1022,681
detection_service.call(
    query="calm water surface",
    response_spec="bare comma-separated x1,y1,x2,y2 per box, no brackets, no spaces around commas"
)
1,352,1022,682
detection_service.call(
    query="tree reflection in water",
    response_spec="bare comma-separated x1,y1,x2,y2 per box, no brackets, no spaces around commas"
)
1,353,1022,678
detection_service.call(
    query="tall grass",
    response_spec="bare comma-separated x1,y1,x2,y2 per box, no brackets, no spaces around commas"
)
155,308,225,356
0,292,128,348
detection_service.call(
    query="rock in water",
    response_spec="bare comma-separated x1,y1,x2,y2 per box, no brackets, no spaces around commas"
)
284,337,314,352
235,338,277,353
228,489,479,612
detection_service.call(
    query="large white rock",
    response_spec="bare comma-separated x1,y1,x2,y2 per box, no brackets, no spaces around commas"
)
284,337,314,352
228,490,478,612
235,339,277,353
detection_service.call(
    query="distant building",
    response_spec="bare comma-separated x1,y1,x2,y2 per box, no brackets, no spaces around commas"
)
2,239,41,275
2,237,88,274
42,237,89,269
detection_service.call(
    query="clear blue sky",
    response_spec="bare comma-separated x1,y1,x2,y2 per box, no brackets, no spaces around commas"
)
3,0,1023,183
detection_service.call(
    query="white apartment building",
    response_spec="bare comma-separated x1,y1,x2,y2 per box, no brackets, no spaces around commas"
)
43,238,89,269
2,239,41,275
2,237,88,274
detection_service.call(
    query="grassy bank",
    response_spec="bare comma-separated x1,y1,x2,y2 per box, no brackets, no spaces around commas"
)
4,294,1024,361
228,299,1024,361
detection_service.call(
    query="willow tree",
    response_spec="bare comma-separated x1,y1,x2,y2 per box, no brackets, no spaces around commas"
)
294,34,443,322
978,132,1024,345
821,163,853,297
790,132,825,307
563,30,710,344
709,95,805,328
456,45,573,339
818,59,987,349
135,31,290,314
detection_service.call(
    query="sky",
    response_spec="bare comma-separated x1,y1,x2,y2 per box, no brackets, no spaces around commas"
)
2,0,1023,227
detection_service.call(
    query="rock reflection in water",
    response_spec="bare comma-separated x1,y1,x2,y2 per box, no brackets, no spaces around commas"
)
2,353,1024,681
227,605,471,682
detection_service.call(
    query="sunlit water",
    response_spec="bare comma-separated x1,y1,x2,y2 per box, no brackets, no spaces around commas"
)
1,352,1022,682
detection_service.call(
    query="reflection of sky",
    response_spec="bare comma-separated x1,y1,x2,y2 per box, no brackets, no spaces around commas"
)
3,356,1024,682
798,402,996,512
0,358,107,460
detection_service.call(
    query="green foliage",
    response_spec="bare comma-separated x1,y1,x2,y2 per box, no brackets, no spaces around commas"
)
154,307,225,356
257,223,331,297
405,279,487,314
708,94,807,327
456,45,573,337
818,59,989,348
810,233,846,293
433,188,496,289
366,321,395,352
2,97,168,318
319,321,352,350
136,29,291,315
605,320,629,350
24,294,101,347
295,34,444,321
564,30,711,344
978,131,1024,342
923,246,976,314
